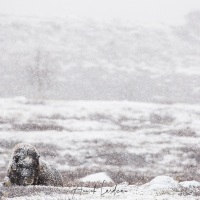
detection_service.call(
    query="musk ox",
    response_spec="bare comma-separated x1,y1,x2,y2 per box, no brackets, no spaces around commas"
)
4,143,63,187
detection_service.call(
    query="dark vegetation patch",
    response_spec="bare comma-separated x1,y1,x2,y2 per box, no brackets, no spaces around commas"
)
39,115,87,121
0,140,21,149
48,114,66,120
24,100,46,105
94,141,162,167
64,154,85,166
170,127,197,137
34,143,60,157
150,113,175,124
12,123,64,131
0,117,14,125
154,127,197,137
89,113,113,121
175,168,200,182
57,144,200,185
179,146,200,164
0,170,6,182
103,152,146,166
170,146,200,183
108,170,154,185
37,114,67,120
112,115,145,131
174,186,200,196
0,185,74,198
36,113,150,132
0,110,179,132
61,169,154,186
180,146,200,155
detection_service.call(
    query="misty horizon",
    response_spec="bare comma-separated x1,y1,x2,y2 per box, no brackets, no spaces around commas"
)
0,10,200,103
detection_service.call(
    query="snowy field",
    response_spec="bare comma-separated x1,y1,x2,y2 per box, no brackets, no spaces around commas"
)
1,97,200,199
1,176,200,200
1,1,200,199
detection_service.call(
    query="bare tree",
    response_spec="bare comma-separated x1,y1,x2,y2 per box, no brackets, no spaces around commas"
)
26,48,58,99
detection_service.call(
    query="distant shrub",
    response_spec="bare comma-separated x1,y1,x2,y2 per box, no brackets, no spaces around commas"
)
150,113,175,124
12,123,64,131
171,127,196,137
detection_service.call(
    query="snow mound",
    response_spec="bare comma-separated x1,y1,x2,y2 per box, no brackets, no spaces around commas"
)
142,175,179,190
80,172,114,183
13,96,28,104
180,180,200,188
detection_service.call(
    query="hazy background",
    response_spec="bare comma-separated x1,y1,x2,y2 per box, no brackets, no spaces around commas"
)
0,0,200,103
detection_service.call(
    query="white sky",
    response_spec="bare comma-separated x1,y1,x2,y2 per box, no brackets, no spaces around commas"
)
0,0,200,24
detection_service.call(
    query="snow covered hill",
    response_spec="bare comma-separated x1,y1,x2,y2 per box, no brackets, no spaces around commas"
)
0,13,200,103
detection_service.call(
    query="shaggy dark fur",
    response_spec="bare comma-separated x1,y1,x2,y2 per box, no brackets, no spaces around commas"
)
4,143,63,187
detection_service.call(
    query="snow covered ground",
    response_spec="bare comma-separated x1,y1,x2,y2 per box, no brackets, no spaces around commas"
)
1,97,200,199
1,176,200,199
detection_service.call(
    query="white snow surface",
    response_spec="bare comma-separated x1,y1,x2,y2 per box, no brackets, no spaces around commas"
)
180,180,200,188
80,172,114,183
4,176,200,200
142,176,179,190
